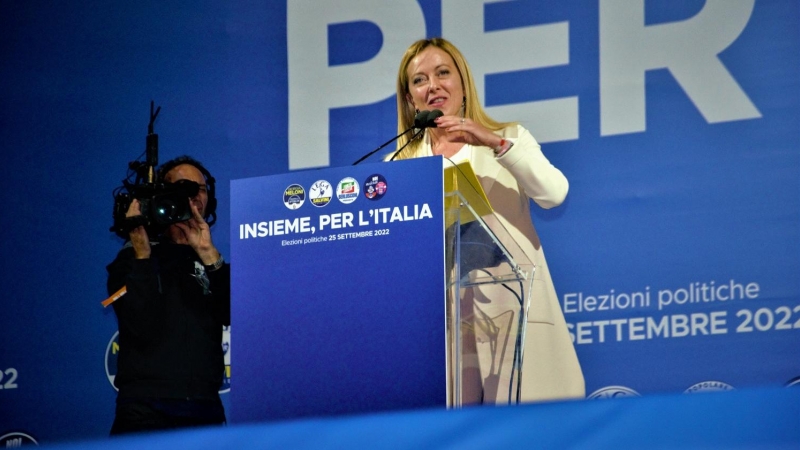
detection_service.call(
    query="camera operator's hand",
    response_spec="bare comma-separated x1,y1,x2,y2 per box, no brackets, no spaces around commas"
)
126,199,151,259
170,202,221,266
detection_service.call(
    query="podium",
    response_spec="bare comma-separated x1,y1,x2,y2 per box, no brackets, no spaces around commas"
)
443,158,536,407
230,157,535,423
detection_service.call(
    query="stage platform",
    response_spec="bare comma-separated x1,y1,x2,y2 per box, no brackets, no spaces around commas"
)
42,386,799,449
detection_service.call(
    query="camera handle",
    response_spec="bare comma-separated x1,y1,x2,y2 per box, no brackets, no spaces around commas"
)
120,214,148,234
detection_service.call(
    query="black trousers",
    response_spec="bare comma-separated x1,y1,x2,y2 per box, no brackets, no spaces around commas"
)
110,396,226,436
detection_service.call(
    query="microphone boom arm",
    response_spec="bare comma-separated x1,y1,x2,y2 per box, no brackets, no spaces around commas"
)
389,128,425,161
352,127,414,165
352,109,441,165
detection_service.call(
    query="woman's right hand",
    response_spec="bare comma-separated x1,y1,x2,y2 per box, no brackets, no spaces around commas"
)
435,115,504,150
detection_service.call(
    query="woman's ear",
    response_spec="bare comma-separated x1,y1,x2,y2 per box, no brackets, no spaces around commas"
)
405,93,416,111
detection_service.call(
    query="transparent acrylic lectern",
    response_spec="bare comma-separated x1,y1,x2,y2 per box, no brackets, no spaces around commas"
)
443,158,536,408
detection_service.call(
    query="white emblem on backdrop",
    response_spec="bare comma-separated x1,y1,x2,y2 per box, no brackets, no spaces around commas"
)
0,432,39,447
105,331,119,389
684,381,734,393
587,385,641,399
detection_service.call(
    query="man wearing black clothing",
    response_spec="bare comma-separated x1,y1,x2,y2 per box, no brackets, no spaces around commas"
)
107,156,229,435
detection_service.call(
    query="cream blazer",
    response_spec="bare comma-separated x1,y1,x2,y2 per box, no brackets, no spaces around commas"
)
421,124,585,403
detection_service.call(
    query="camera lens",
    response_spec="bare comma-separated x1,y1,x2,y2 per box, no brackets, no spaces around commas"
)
154,198,180,222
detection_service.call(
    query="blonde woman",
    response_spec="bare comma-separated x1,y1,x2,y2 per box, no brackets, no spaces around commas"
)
393,38,584,404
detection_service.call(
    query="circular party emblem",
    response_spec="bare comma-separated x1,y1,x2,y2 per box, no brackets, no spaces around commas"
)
587,385,641,399
0,432,38,447
336,177,360,204
283,184,306,210
309,180,333,207
684,381,734,394
105,331,120,390
363,174,387,201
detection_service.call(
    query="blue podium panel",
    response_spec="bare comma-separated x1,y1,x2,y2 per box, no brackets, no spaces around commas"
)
230,157,446,423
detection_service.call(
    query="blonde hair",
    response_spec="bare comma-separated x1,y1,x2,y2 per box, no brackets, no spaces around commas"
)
393,38,512,160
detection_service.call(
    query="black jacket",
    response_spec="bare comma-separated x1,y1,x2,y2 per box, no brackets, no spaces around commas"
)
107,240,230,400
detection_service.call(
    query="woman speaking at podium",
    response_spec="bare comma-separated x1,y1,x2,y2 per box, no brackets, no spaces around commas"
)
391,38,584,404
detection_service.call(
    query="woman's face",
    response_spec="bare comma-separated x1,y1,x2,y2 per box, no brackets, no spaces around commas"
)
405,46,464,117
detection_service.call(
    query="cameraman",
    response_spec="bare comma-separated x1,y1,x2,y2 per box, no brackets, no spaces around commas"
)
106,155,230,435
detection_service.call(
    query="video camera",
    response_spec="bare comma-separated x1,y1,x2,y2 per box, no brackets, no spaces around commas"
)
111,180,200,237
110,102,197,239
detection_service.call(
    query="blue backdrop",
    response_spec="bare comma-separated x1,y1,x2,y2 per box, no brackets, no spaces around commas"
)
1,0,798,445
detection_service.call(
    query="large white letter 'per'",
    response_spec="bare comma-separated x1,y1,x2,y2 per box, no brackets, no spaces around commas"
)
600,0,761,136
287,0,425,169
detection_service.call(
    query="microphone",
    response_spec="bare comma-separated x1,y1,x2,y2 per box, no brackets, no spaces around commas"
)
352,110,442,165
388,109,442,162
419,109,443,127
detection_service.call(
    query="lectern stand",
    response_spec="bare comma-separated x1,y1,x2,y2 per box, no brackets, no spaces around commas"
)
443,158,535,407
230,156,534,423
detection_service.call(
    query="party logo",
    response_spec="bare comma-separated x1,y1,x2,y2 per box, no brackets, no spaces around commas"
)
363,174,387,201
283,184,306,209
336,177,359,204
684,381,734,393
0,432,38,447
105,331,120,390
587,385,641,399
309,180,333,207
220,325,231,394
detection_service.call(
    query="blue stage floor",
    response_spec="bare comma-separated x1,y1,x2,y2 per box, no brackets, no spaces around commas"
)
42,386,800,449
